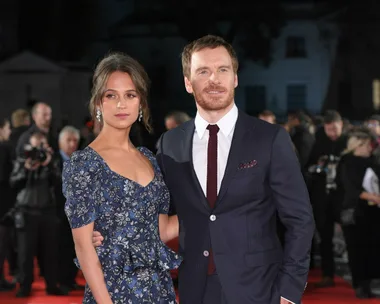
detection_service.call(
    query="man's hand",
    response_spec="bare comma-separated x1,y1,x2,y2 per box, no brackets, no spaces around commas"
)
92,231,104,247
24,158,40,171
41,146,54,167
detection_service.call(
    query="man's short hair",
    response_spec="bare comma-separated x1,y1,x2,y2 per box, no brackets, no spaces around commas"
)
59,126,80,142
165,111,191,125
31,102,50,115
259,110,275,117
288,110,311,125
323,110,342,124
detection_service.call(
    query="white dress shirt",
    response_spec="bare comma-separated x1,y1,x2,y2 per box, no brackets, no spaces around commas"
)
192,104,238,195
192,103,294,304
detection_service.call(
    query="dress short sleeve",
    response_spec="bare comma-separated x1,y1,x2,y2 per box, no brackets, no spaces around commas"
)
158,186,170,214
62,153,99,229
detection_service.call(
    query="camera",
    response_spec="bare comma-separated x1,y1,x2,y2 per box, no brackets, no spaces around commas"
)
23,145,48,163
308,155,340,174
308,154,340,190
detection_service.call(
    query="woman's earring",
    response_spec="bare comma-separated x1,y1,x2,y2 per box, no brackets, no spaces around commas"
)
138,106,143,122
96,109,102,122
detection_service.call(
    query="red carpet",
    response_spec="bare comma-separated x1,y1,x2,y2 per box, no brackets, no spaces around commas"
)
1,265,380,303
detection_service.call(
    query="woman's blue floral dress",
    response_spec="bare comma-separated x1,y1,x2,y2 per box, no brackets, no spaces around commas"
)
62,146,182,304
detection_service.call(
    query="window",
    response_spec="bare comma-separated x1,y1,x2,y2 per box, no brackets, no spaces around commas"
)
286,36,306,58
245,85,267,114
286,84,307,110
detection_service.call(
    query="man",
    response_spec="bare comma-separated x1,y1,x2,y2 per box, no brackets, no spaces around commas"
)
10,132,66,297
14,102,57,280
94,35,314,304
16,102,57,157
364,114,380,143
165,111,191,130
258,109,276,124
307,110,347,288
156,111,192,151
54,126,84,293
286,110,315,171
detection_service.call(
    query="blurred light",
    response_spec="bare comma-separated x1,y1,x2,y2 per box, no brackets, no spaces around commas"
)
373,79,380,110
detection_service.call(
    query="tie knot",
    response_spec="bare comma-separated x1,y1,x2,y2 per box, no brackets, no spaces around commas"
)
207,124,219,136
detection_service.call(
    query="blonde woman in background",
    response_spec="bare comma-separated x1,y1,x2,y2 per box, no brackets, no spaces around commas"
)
337,131,380,299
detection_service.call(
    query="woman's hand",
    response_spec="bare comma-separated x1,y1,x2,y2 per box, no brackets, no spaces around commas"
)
361,192,380,205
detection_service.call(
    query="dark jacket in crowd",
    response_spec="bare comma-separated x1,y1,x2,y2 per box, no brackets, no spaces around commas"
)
9,125,29,159
307,130,348,219
308,130,348,167
290,125,315,170
10,158,60,210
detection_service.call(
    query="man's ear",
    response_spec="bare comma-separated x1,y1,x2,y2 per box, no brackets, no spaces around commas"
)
184,77,193,94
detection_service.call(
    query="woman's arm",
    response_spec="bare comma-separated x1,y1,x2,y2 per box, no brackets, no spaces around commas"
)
72,223,112,304
159,214,179,243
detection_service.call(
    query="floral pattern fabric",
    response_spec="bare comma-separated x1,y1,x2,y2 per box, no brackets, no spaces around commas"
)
63,146,181,304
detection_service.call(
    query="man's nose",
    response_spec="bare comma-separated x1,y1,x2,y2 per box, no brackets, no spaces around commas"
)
209,72,220,83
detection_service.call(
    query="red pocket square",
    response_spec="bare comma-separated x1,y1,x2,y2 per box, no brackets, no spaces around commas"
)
238,160,257,170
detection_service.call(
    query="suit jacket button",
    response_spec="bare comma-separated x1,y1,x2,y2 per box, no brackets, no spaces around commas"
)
203,250,209,257
210,215,216,221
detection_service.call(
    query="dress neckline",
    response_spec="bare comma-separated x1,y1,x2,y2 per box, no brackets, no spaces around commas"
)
86,146,156,188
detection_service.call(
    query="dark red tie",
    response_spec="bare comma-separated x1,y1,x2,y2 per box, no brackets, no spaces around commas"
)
206,124,219,274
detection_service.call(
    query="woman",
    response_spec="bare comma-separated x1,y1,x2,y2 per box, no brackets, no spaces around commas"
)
63,52,181,304
337,131,380,299
0,118,15,291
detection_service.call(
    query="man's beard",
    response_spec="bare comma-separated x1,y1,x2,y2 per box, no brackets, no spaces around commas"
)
193,85,235,111
42,122,51,129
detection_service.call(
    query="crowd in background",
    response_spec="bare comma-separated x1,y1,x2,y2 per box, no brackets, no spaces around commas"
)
1,101,380,299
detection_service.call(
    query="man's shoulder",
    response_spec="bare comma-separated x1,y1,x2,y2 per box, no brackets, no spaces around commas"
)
240,112,283,136
17,125,38,142
162,119,194,141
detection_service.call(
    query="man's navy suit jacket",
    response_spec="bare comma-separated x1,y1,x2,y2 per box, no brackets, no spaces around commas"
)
157,111,315,304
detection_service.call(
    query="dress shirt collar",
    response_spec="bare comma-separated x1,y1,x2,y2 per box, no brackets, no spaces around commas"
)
60,150,70,162
194,103,238,139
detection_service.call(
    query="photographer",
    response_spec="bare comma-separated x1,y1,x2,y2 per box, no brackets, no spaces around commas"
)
307,110,348,288
10,131,66,297
15,102,57,157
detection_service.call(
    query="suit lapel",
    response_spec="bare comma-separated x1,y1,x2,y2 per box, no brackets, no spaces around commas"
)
181,121,210,211
217,111,252,204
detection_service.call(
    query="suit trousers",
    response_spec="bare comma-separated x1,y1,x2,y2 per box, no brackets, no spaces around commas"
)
17,211,58,291
202,274,228,304
310,184,336,278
